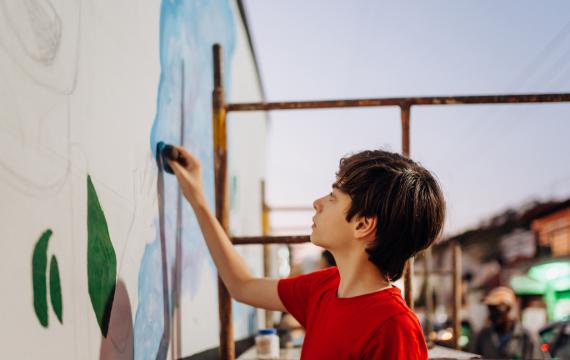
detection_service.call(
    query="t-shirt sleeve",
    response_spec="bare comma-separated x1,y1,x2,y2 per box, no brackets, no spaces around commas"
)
277,268,334,329
363,313,428,360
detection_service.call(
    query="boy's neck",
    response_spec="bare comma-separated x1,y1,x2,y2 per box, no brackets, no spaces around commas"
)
333,247,391,298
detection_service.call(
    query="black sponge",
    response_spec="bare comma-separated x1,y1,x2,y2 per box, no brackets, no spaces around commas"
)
156,141,188,174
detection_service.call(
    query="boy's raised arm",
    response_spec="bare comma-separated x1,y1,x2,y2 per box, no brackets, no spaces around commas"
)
167,145,286,312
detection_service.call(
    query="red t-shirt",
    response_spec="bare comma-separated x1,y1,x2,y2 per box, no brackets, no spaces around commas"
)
278,266,428,359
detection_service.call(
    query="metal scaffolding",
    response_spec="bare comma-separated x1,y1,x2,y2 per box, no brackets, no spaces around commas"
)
210,43,570,358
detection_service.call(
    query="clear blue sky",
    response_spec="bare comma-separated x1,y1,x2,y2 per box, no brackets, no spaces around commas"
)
243,0,570,237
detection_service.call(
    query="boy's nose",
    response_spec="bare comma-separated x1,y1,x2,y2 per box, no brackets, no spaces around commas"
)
313,198,320,212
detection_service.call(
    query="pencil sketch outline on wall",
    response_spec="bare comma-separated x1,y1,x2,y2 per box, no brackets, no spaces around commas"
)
0,0,81,93
0,0,81,196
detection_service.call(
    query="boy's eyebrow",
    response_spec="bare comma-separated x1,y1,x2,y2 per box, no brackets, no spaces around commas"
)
331,183,339,190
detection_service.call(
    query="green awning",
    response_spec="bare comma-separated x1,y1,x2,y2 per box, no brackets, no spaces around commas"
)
528,261,570,282
510,275,546,295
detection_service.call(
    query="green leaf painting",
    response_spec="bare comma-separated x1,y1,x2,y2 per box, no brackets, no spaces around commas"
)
32,229,52,327
87,175,117,337
49,255,63,324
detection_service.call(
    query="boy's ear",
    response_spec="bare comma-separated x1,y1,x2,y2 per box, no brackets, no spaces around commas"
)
353,215,377,241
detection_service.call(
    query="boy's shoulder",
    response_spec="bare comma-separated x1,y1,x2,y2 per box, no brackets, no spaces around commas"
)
305,266,340,288
293,266,339,284
277,266,339,299
306,268,412,313
311,265,339,278
286,266,414,316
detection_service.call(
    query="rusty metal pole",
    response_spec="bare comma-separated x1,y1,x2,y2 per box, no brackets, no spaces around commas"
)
401,103,414,310
451,242,462,350
261,180,273,328
226,93,570,112
212,44,234,360
424,248,434,344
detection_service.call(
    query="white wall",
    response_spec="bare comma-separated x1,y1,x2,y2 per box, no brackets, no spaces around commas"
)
0,0,266,358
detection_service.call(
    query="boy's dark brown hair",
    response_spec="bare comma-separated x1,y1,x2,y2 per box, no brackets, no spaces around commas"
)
334,149,446,281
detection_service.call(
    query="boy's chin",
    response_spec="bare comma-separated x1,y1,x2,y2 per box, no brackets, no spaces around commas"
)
309,233,324,247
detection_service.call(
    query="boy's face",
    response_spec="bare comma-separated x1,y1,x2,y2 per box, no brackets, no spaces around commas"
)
310,185,355,250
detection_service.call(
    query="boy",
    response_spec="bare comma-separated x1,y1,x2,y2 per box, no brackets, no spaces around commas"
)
168,147,446,359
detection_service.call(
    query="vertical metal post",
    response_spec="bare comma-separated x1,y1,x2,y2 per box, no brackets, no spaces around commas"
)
212,44,234,360
401,103,414,309
452,241,462,350
261,180,273,328
424,248,434,342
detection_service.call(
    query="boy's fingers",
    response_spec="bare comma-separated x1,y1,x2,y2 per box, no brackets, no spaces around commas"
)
167,159,186,179
171,145,200,167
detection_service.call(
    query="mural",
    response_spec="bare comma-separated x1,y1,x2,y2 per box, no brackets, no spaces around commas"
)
0,0,265,358
135,1,236,358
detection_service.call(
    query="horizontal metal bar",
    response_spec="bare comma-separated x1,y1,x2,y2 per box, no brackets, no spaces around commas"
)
226,93,570,112
231,235,310,245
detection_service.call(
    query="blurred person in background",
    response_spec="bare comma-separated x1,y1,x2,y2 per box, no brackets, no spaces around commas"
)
472,286,543,359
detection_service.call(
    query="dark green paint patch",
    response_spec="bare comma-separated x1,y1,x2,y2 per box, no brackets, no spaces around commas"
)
87,175,117,337
49,255,63,324
32,229,52,327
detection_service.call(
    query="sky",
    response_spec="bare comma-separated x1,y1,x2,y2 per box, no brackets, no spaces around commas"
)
242,0,570,237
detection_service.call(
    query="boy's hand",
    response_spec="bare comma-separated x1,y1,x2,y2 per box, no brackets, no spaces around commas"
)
167,146,206,207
